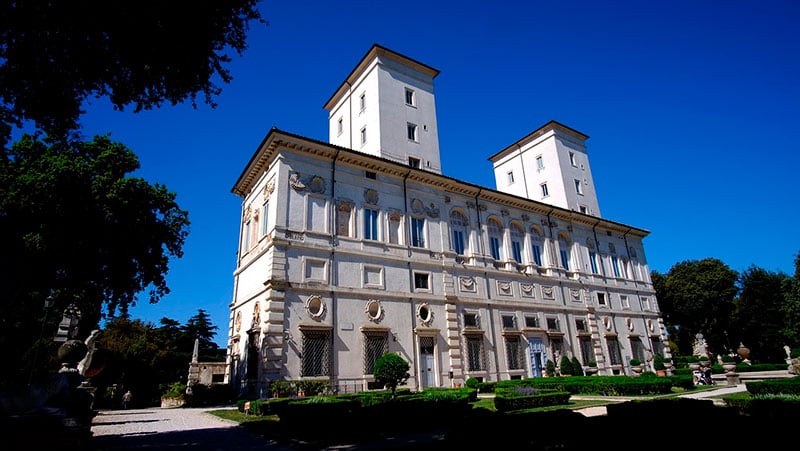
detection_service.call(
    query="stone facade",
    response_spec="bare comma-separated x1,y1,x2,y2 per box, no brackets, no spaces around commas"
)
227,45,669,398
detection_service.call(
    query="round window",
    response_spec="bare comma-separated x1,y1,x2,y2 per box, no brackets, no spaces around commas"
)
306,296,325,319
417,303,433,324
366,299,382,321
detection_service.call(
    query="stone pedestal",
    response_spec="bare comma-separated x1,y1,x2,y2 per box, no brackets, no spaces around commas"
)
725,372,740,385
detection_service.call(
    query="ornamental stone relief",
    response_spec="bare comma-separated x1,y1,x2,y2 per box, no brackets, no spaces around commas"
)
570,288,581,300
364,188,379,204
497,280,513,295
520,283,535,297
459,276,476,292
542,286,555,300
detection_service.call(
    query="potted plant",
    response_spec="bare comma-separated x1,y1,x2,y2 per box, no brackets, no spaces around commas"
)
721,354,737,372
585,360,599,375
698,355,711,367
629,358,643,374
653,354,666,376
686,355,700,370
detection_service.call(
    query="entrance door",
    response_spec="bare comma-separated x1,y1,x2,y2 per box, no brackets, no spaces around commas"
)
419,336,435,388
528,337,547,378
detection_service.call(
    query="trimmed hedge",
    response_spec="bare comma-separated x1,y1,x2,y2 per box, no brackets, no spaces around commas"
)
493,387,570,413
745,377,800,396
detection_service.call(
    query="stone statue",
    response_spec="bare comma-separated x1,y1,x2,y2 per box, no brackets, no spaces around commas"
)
78,329,100,376
692,333,708,357
784,345,792,360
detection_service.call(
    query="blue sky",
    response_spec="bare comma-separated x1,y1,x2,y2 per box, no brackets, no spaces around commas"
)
70,1,799,346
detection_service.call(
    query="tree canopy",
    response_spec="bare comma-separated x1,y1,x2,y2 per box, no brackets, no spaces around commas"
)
0,134,190,388
373,353,410,399
0,1,266,142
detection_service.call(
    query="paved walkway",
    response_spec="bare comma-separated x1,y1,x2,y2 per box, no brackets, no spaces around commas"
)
91,407,294,450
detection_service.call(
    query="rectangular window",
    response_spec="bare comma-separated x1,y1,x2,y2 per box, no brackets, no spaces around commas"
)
307,196,326,232
607,337,622,365
621,295,630,309
463,312,479,328
560,249,570,271
579,337,593,365
546,317,559,331
452,229,465,255
532,242,542,266
359,92,366,111
579,205,588,214
612,256,620,277
507,171,514,184
337,205,352,237
524,315,539,328
301,330,331,377
506,336,524,370
466,336,484,371
364,208,379,240
337,117,343,135
536,155,544,170
575,319,587,332
261,201,269,236
489,236,501,260
242,220,251,251
502,314,516,329
589,251,599,274
388,214,401,244
641,297,650,311
541,183,549,197
366,171,376,180
574,179,583,195
408,157,420,168
414,272,429,290
411,217,425,247
597,292,607,306
569,151,577,167
407,123,418,141
404,88,415,106
511,241,522,263
363,333,388,374
360,127,367,146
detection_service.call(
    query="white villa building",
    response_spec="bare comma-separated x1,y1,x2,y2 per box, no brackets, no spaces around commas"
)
227,44,669,397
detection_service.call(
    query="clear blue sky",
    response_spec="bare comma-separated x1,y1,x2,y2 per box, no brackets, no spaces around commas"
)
72,1,799,346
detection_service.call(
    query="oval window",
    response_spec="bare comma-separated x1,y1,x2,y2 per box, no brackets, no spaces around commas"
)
306,296,325,319
366,299,382,321
417,303,432,324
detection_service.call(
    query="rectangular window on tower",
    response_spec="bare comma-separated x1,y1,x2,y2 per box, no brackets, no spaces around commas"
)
536,155,544,170
407,123,418,142
359,92,366,111
408,157,420,168
337,117,343,135
574,179,583,195
405,88,415,106
541,183,549,198
360,127,367,146
569,151,577,167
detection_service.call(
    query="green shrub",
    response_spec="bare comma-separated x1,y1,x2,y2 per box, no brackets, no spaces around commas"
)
465,377,480,389
570,356,582,375
559,355,573,375
630,358,641,366
545,359,556,377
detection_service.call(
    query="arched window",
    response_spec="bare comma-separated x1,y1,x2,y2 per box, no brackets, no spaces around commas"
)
558,233,572,271
510,222,524,263
530,226,544,266
487,217,504,261
450,210,469,255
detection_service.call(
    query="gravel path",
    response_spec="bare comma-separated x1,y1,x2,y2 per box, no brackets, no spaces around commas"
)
90,407,293,450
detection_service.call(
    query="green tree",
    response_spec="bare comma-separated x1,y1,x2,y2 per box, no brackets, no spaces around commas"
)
655,258,738,355
559,355,573,376
782,251,800,347
734,265,791,362
0,1,266,142
183,309,222,361
373,353,410,399
0,134,189,389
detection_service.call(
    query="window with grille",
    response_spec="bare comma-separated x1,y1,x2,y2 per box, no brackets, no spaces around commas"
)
546,317,559,331
524,315,539,328
464,312,479,328
505,336,524,370
579,337,593,364
575,319,587,332
414,272,429,290
502,314,516,329
607,337,622,365
363,332,388,374
301,330,331,377
630,337,646,362
466,335,484,371
597,292,607,306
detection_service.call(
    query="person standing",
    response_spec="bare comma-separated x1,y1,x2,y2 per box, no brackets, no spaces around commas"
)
122,390,132,409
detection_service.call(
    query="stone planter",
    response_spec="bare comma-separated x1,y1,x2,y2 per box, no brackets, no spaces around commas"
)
722,363,737,373
161,397,186,408
631,365,643,375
